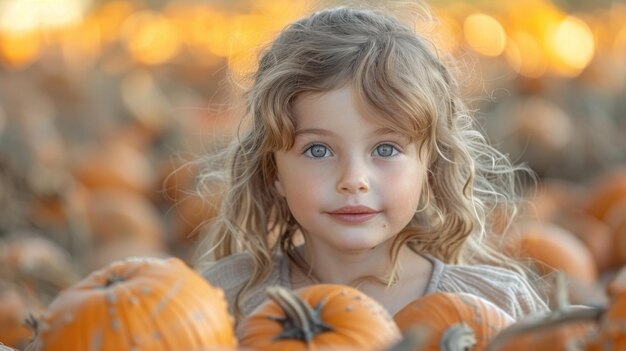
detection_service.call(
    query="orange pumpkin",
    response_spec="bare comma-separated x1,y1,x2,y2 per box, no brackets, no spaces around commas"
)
585,289,626,350
507,221,598,284
485,306,600,351
0,235,80,305
525,178,586,223
71,141,155,196
554,212,615,274
83,190,167,269
0,283,33,349
31,256,237,351
155,159,199,204
607,264,626,299
486,273,601,351
394,292,514,350
605,198,626,267
168,192,221,246
583,167,626,222
237,284,401,351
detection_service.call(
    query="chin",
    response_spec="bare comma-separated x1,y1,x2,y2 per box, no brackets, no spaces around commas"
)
331,235,389,253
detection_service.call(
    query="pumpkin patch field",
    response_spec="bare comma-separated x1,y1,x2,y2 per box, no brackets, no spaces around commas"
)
1,167,626,350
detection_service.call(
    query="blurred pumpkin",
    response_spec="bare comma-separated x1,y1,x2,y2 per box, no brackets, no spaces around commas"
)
485,306,600,351
71,141,155,196
583,167,626,222
0,234,80,305
157,159,222,248
237,284,401,351
507,221,598,285
553,212,615,274
486,274,601,351
0,282,34,349
604,198,626,267
169,192,221,247
606,264,626,299
511,97,575,174
584,290,626,350
87,238,169,271
84,190,166,260
155,159,199,204
29,256,237,351
27,180,89,234
525,178,586,223
394,292,514,351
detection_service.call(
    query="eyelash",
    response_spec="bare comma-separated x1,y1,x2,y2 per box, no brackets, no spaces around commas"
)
301,143,402,158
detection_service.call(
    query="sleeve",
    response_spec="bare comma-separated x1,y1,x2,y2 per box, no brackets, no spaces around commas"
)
438,264,549,320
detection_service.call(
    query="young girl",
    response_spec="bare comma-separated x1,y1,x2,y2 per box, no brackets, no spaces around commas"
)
193,4,548,323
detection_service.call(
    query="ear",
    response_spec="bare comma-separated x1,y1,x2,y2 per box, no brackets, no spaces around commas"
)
274,177,286,197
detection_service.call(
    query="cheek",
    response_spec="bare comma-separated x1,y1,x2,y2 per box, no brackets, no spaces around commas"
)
279,168,325,213
382,166,424,213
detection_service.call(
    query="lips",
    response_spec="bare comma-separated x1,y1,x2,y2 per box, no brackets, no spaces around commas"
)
327,205,380,224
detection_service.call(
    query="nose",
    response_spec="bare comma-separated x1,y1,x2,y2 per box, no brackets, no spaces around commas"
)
336,157,370,194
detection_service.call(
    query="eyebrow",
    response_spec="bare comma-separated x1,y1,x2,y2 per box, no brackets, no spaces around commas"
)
294,128,337,137
294,127,406,139
373,127,403,137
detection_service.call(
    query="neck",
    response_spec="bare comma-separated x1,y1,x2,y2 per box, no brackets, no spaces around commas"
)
293,240,416,288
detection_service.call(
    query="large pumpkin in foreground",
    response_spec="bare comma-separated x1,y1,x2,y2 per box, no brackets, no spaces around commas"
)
237,284,401,351
394,292,514,351
29,256,236,351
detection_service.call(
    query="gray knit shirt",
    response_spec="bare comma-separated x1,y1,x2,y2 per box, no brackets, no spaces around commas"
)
201,252,549,321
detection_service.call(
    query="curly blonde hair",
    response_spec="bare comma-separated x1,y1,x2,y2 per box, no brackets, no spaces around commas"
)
193,4,536,320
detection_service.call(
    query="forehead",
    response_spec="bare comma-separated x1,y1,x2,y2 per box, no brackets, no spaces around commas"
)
292,86,398,133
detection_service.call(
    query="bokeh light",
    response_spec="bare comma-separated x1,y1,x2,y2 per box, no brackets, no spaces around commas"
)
464,13,507,57
548,16,595,76
120,10,182,66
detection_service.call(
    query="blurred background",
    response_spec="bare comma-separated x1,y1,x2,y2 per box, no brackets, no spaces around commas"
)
0,0,625,348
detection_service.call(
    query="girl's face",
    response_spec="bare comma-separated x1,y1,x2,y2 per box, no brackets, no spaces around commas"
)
274,86,426,254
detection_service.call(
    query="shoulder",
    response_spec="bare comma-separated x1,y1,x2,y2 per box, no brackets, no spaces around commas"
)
436,261,549,320
201,252,257,289
199,252,284,317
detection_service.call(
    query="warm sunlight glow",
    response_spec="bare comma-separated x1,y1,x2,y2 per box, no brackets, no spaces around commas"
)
548,16,595,76
0,0,83,32
61,17,102,72
464,13,507,56
163,3,230,61
614,26,626,58
506,32,547,78
121,11,181,65
0,30,41,69
94,0,135,43
227,0,308,77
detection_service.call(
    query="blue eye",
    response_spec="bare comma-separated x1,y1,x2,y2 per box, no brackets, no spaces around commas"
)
304,144,332,158
374,144,398,157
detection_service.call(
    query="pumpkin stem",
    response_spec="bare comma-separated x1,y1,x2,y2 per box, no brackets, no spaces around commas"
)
266,286,333,343
104,273,125,287
440,323,476,351
484,306,604,351
554,271,570,312
24,313,41,351
24,313,38,336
